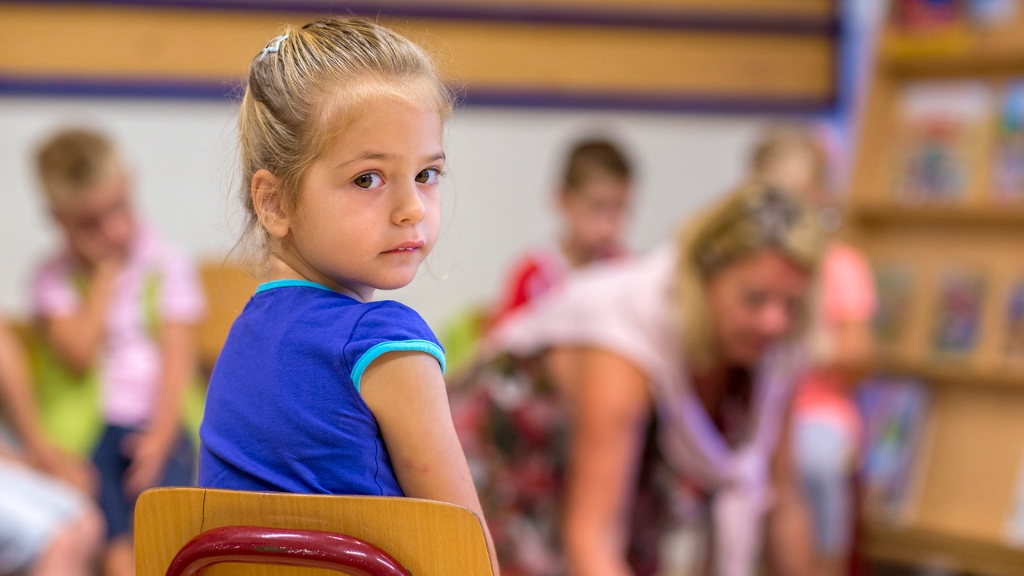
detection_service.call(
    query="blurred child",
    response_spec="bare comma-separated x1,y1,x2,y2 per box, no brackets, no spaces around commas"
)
750,125,877,576
32,128,205,576
0,313,103,576
490,139,633,327
196,17,498,574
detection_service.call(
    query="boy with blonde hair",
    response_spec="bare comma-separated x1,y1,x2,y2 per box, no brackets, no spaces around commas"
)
32,128,205,576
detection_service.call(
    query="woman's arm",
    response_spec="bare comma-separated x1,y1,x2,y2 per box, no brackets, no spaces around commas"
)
124,322,195,497
563,348,651,576
765,407,818,576
361,350,500,576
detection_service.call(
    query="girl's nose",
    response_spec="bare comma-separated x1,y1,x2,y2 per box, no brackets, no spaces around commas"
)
391,180,426,225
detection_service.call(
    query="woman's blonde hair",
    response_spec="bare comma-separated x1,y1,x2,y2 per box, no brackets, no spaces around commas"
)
236,16,454,266
675,180,824,368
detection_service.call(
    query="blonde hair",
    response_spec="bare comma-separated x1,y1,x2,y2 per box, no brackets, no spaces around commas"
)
237,16,454,265
674,181,823,368
749,123,827,190
36,128,118,209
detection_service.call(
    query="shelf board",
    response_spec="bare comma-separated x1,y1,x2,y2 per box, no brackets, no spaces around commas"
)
866,522,1024,576
874,358,1024,391
851,204,1024,227
880,26,1024,76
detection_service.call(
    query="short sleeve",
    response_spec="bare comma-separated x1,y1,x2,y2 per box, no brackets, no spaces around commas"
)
31,258,80,318
343,302,446,392
822,243,877,325
157,246,207,324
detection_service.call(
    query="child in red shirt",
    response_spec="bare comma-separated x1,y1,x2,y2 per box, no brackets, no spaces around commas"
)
491,139,634,327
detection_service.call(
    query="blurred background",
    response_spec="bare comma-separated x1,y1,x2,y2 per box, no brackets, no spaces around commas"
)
5,0,1024,575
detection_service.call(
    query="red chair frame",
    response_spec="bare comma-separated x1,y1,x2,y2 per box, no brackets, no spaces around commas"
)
165,526,412,576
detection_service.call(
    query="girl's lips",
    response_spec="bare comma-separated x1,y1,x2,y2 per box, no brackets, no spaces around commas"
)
384,240,425,253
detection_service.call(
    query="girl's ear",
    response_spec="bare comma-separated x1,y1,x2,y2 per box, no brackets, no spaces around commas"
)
251,169,291,239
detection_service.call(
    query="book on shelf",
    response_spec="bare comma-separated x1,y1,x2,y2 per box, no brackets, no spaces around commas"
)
890,81,993,205
892,0,1017,30
892,0,965,31
969,0,1019,26
931,268,987,356
993,81,1024,203
857,377,931,521
873,264,916,348
1005,279,1024,360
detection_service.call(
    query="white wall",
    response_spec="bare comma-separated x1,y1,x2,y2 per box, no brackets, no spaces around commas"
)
0,97,771,329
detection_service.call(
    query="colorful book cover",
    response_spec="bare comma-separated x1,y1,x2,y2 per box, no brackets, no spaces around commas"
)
931,269,986,355
1005,280,1024,358
873,265,916,347
857,378,930,520
992,82,1024,202
891,81,992,204
969,0,1018,27
894,0,965,30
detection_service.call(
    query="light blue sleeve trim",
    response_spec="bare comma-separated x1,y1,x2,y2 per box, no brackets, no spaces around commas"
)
350,339,447,393
255,279,335,294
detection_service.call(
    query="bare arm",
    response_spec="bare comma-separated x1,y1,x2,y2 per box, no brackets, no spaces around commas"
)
0,319,49,458
124,322,196,496
827,320,874,385
361,351,500,576
0,317,97,490
563,348,651,576
765,407,818,576
41,260,120,376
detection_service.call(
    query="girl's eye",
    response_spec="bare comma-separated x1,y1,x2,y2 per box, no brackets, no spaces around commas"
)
415,168,440,185
354,173,383,190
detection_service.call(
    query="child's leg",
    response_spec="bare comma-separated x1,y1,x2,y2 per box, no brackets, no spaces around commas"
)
0,459,102,576
92,425,134,576
103,538,134,576
31,509,105,576
158,430,195,487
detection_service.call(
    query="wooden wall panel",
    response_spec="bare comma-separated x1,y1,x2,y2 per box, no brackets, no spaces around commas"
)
0,1,836,110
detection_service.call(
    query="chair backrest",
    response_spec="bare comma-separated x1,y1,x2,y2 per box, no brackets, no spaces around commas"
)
136,487,494,576
195,262,259,375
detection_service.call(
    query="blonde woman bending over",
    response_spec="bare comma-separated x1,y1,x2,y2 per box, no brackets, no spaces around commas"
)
493,182,824,576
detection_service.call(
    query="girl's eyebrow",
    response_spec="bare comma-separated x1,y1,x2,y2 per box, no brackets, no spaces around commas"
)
335,151,445,169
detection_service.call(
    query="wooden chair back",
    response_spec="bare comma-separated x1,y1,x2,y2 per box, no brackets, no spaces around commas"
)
135,487,494,576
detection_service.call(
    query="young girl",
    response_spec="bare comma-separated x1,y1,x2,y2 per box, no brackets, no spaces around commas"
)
198,17,498,573
750,125,876,576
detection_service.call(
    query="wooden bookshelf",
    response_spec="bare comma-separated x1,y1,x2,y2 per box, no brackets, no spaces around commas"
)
852,204,1024,228
865,523,1024,576
881,26,1024,76
848,7,1024,575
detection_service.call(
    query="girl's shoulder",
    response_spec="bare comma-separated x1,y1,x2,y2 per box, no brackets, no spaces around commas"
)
347,299,437,345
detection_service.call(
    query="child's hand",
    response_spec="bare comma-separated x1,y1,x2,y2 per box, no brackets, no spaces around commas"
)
32,443,99,496
92,256,124,287
121,430,174,497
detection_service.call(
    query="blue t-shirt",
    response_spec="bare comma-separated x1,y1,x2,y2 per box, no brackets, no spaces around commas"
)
198,280,445,496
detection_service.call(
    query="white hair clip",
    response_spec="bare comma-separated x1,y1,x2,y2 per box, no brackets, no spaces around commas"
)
259,34,288,61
